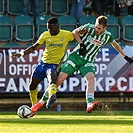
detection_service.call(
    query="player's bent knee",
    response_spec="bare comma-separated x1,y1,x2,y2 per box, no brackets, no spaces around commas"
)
29,83,38,91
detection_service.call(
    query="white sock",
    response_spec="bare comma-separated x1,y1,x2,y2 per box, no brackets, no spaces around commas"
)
86,93,94,103
39,99,45,105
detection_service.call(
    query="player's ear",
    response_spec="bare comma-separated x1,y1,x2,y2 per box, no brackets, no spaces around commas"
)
104,26,107,31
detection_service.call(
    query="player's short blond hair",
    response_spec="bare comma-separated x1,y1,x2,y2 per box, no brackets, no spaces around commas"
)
95,15,108,27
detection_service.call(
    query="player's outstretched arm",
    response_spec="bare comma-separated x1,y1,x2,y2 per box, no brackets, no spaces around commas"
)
111,41,133,64
11,52,22,58
11,43,40,58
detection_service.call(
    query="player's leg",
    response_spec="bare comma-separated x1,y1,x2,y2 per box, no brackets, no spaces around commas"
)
46,57,77,108
46,68,58,108
56,72,68,87
46,72,68,107
31,85,54,112
31,71,69,112
47,67,58,95
29,60,46,106
29,76,41,105
57,55,78,88
31,87,49,112
46,59,76,108
84,72,100,113
46,55,77,108
31,64,58,111
84,72,95,111
80,64,99,113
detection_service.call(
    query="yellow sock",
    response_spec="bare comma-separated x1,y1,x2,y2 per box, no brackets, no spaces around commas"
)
49,84,57,97
29,88,38,105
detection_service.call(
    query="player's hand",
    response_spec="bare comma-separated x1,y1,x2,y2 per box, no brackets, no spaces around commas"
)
11,51,24,58
78,27,87,37
79,27,87,34
124,55,133,64
11,53,21,58
79,43,87,55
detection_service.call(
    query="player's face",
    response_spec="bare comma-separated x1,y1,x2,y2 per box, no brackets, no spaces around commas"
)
95,24,106,35
47,23,60,35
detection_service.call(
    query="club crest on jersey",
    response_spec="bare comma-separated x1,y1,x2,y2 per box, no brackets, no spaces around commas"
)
47,38,51,42
60,38,64,41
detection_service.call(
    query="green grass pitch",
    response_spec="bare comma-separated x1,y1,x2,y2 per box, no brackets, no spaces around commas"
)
0,111,133,133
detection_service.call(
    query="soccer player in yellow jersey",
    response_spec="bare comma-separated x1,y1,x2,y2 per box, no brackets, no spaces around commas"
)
11,17,74,109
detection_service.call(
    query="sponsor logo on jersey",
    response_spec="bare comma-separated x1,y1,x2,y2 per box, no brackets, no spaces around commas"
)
87,36,102,45
49,44,63,47
93,39,102,45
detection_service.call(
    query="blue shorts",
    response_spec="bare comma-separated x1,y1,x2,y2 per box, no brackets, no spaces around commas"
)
32,60,59,81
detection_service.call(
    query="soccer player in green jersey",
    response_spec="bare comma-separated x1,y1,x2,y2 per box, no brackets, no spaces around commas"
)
11,17,74,108
31,15,133,113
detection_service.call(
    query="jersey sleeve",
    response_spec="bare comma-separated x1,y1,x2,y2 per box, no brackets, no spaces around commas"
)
79,23,95,34
108,34,115,43
84,23,91,29
36,32,46,45
79,23,90,30
67,31,74,41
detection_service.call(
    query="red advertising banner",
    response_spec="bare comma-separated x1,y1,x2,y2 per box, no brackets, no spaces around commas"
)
0,45,133,93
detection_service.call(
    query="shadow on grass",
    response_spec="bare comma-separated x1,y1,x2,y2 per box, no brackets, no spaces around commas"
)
0,110,133,116
0,119,133,125
0,117,133,125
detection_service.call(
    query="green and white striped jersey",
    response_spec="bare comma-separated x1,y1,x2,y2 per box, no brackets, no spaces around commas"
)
72,23,115,63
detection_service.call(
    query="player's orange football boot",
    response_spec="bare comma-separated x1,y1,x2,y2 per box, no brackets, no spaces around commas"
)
31,102,43,113
86,101,100,113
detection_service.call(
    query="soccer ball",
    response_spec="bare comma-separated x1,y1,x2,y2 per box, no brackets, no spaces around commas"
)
17,105,32,118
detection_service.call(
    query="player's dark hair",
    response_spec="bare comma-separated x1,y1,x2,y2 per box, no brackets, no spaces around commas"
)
47,17,58,25
96,15,108,27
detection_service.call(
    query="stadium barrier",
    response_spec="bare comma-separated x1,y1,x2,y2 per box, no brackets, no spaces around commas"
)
0,45,133,111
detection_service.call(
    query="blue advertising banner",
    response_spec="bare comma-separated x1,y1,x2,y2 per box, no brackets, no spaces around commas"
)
0,45,133,93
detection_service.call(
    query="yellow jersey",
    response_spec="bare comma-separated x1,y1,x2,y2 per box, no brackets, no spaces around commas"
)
36,30,74,65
